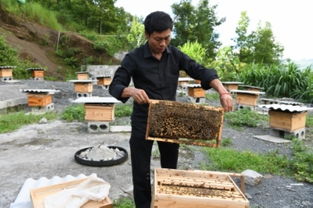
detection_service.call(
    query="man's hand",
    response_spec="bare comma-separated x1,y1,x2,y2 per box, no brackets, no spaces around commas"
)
220,93,233,112
122,87,150,104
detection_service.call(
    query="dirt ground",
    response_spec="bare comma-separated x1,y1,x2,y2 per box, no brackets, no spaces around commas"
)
1,80,313,208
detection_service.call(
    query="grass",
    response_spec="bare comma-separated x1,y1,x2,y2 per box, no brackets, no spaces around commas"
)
113,197,134,208
224,108,268,128
306,114,313,127
0,111,57,133
115,104,133,117
61,104,85,122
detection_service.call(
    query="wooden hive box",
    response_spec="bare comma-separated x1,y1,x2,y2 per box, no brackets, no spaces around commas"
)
30,178,112,208
269,110,307,131
27,94,52,107
77,73,90,80
85,104,115,121
74,83,93,93
224,84,239,91
236,93,259,106
0,68,13,77
187,87,205,98
152,168,249,208
146,100,224,147
97,77,112,86
32,70,45,78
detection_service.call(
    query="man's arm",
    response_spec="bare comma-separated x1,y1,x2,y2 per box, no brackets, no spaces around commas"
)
209,79,233,112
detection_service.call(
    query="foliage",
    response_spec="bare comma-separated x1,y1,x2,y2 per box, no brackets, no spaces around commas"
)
224,108,267,128
178,41,207,65
0,111,56,133
172,0,224,59
205,91,219,101
239,62,313,102
61,104,85,122
113,197,134,208
307,114,313,128
221,138,232,147
1,0,62,31
115,104,133,118
0,35,42,79
233,12,283,65
93,34,128,56
126,17,146,49
289,139,313,183
202,148,289,175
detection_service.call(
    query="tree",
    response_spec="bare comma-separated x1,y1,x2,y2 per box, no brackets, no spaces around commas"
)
172,0,224,59
127,17,146,49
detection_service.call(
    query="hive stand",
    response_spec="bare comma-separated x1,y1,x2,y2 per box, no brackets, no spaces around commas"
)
76,71,91,80
0,65,15,81
152,168,249,208
239,84,263,92
146,100,224,147
230,89,265,110
26,67,46,80
222,81,244,91
96,75,112,89
259,104,313,140
69,80,94,98
186,84,206,104
177,77,193,96
21,89,60,114
73,97,120,133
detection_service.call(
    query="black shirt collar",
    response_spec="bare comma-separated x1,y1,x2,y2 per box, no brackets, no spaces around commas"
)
143,43,172,59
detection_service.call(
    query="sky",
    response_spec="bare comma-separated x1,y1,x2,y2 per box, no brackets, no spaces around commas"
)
115,0,313,61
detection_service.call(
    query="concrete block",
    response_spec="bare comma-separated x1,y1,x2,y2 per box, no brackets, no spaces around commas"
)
76,92,92,98
270,127,306,140
29,103,54,114
109,125,131,133
87,121,110,133
236,104,256,111
0,77,13,81
188,96,206,104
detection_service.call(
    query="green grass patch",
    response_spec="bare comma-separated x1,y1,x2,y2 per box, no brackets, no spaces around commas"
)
306,114,313,127
113,197,134,208
224,108,268,128
61,104,85,122
0,111,57,133
115,104,133,117
201,148,289,175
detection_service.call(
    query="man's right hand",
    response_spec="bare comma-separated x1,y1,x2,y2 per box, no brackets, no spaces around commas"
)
122,87,150,104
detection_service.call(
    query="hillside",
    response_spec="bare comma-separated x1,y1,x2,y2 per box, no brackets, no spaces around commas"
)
0,7,119,79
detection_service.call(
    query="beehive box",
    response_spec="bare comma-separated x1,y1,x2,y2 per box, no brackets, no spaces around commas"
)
146,100,224,147
269,110,307,131
74,83,93,93
0,68,13,77
32,70,45,78
27,94,52,107
77,73,90,80
84,104,115,121
236,93,259,106
187,87,205,98
152,168,249,208
97,77,112,86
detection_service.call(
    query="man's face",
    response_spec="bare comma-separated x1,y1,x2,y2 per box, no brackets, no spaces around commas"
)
146,29,171,54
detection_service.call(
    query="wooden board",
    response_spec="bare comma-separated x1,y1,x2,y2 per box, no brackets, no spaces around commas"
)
77,73,89,80
74,83,93,93
32,70,45,78
30,178,112,208
236,93,259,106
97,77,112,86
187,87,205,98
146,100,224,147
152,168,249,208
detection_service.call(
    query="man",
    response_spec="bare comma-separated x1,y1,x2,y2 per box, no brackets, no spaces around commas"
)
109,11,232,208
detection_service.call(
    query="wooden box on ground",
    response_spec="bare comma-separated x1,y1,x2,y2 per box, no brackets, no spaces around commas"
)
152,168,249,208
30,178,112,208
0,68,13,77
187,87,205,98
97,77,112,86
85,104,115,121
74,83,93,93
32,70,45,78
27,94,52,107
146,100,224,147
231,90,265,107
269,110,307,131
222,82,243,91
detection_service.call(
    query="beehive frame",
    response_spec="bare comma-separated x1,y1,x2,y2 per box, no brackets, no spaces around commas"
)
152,168,249,208
146,100,224,147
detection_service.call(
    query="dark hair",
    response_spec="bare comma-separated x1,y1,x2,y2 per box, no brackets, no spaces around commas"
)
144,11,173,35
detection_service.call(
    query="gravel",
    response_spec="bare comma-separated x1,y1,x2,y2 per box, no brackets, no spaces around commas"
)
1,79,313,208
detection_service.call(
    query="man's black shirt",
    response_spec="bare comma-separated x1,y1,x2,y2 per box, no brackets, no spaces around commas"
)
109,43,218,119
